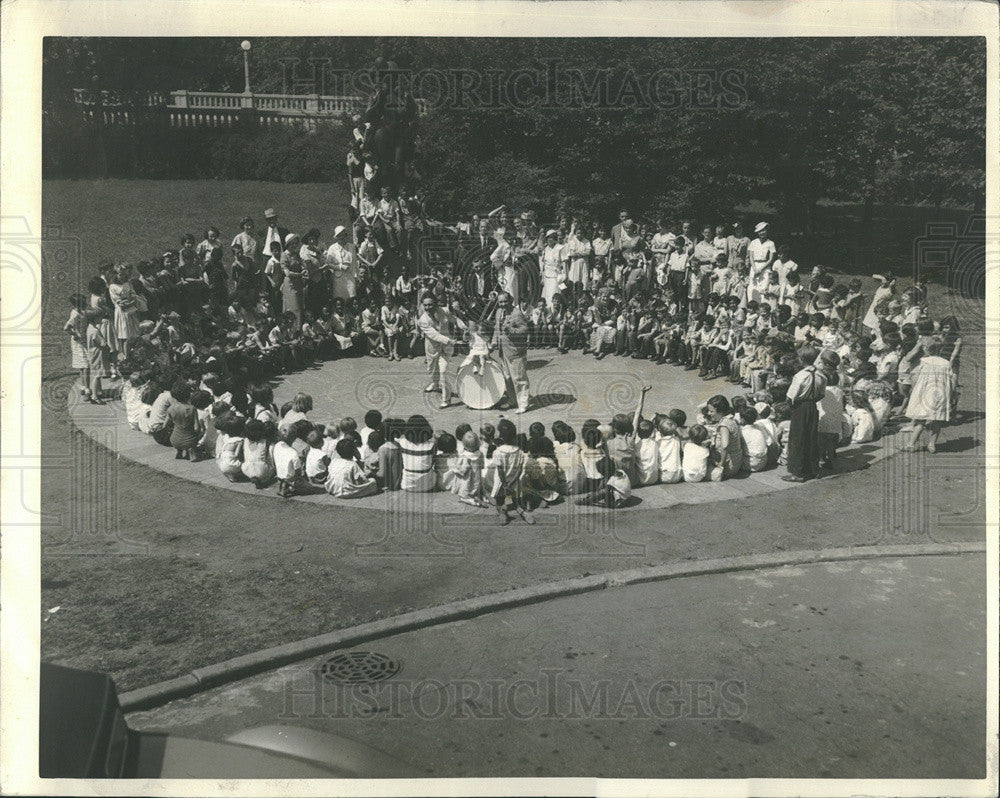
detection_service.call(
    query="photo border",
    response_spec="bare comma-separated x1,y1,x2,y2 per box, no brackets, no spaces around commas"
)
2,1,997,796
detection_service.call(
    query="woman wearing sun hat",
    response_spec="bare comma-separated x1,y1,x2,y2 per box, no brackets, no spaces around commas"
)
326,225,358,302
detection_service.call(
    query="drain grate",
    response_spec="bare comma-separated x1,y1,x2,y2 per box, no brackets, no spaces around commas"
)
318,651,401,685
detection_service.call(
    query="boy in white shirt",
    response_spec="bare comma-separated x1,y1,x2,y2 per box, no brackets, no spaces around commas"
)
656,409,686,484
635,419,660,486
305,430,330,484
739,406,770,472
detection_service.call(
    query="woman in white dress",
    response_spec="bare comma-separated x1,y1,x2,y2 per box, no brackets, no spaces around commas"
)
108,265,141,358
538,229,565,306
326,226,357,301
565,222,593,296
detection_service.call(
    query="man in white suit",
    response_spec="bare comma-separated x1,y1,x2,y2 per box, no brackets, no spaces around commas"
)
416,293,463,409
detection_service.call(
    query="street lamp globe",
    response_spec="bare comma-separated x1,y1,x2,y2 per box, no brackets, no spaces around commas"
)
241,40,251,51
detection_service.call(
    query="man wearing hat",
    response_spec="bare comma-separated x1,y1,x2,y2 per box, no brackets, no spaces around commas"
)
539,229,565,306
747,221,776,303
489,291,531,414
262,209,289,255
325,226,357,301
519,211,542,255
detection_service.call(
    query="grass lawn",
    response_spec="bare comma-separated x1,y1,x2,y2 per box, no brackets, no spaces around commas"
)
39,180,988,691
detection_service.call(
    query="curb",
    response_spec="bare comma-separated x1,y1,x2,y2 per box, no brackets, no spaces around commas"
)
118,540,986,712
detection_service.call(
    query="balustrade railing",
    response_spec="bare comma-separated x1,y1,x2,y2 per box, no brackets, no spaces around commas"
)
72,88,426,124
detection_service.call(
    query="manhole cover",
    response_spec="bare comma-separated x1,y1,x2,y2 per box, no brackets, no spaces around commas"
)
318,651,401,685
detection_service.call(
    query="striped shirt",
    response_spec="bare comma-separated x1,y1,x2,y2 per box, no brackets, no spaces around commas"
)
399,439,435,492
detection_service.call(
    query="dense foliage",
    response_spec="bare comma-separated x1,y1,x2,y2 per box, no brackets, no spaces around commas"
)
44,37,986,226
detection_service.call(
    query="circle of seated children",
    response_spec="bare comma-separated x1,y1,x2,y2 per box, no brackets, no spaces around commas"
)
67,212,962,518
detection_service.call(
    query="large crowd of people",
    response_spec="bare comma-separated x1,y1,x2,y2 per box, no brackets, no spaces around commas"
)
64,173,963,521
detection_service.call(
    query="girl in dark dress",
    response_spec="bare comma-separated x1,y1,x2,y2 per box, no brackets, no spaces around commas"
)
167,381,202,461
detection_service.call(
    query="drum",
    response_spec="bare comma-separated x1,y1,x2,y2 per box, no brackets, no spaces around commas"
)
457,359,507,410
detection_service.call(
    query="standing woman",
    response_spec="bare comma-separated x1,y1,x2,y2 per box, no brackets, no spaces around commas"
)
564,219,593,300
63,293,91,397
108,265,141,359
592,224,612,284
326,225,358,303
280,233,305,327
231,216,258,296
617,219,641,287
300,228,327,315
87,275,119,371
538,229,565,307
782,346,827,482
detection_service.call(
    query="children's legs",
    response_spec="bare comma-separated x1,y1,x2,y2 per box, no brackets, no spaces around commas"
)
896,382,912,410
926,421,941,452
907,420,925,450
90,372,103,400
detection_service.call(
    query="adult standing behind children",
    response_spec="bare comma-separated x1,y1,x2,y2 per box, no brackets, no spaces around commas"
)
782,345,827,482
262,208,289,255
747,222,776,304
490,291,532,414
326,225,357,301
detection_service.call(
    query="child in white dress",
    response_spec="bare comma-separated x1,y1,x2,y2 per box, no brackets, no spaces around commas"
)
450,431,488,506
325,438,379,498
461,320,491,374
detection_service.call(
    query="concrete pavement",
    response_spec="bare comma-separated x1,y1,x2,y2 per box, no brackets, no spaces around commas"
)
127,553,987,779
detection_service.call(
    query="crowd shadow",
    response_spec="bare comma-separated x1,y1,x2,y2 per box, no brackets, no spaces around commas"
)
532,392,577,410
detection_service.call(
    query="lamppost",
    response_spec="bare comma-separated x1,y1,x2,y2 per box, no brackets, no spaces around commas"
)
241,40,252,95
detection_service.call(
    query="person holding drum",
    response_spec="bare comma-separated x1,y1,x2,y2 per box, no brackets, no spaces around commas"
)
416,293,463,409
490,291,532,414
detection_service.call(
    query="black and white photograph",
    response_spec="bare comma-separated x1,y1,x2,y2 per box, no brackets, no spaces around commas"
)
1,1,997,795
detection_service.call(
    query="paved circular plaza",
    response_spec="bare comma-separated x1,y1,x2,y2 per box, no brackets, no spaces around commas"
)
68,348,896,514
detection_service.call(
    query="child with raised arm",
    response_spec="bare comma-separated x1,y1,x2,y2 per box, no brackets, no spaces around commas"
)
606,384,651,488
